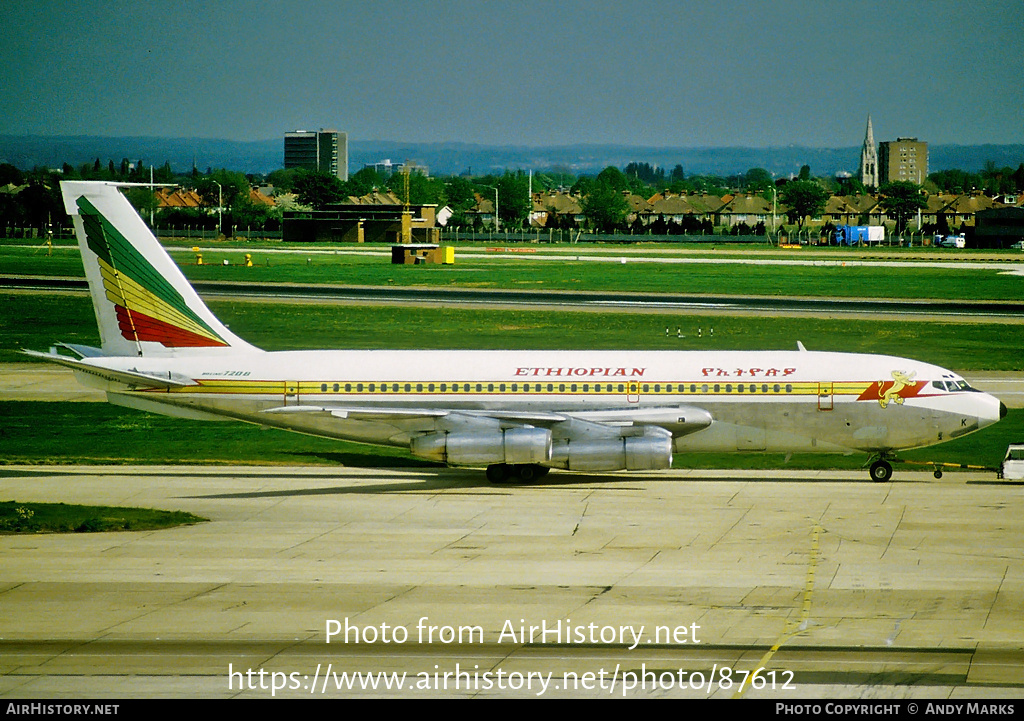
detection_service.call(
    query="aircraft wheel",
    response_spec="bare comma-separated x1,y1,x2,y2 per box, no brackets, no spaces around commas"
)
933,470,943,479
512,464,549,482
869,460,893,482
486,464,511,483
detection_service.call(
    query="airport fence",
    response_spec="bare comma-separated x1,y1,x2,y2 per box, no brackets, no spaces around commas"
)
439,229,774,245
155,228,283,241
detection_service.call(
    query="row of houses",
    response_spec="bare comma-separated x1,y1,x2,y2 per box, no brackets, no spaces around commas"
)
150,183,1019,234
468,189,1024,232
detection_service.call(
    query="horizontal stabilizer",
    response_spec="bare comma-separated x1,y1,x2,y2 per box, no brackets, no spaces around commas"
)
22,349,196,388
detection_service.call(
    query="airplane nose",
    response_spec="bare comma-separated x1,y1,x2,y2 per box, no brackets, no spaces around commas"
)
1001,401,1008,419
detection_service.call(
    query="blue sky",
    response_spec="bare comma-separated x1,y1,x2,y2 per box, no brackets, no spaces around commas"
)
2,0,1022,147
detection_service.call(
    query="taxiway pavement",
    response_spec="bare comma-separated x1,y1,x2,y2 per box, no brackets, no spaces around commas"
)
1,465,1022,698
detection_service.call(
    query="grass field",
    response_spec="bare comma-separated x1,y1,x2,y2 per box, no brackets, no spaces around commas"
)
3,240,1023,301
0,498,207,534
4,292,1023,369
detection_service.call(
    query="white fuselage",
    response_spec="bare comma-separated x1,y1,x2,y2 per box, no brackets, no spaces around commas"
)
82,348,1003,459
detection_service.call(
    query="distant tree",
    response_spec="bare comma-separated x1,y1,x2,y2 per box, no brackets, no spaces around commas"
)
444,176,476,210
624,162,664,185
835,176,866,196
570,175,595,197
878,181,928,233
292,170,346,210
582,180,629,233
929,168,981,194
799,164,811,181
265,168,299,193
345,166,385,197
0,163,24,186
495,171,530,228
125,187,159,220
18,179,63,232
231,195,281,230
780,180,830,228
197,169,250,209
443,176,477,226
595,166,629,192
153,161,174,184
385,170,446,206
744,168,773,193
0,190,23,235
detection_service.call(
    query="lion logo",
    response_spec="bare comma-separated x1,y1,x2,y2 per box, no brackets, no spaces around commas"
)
879,370,916,408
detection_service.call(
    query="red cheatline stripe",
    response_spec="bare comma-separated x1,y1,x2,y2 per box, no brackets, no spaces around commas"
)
115,306,228,347
856,380,926,402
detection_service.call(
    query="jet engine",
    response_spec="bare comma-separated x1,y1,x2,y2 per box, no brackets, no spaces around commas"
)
549,427,673,471
410,427,552,466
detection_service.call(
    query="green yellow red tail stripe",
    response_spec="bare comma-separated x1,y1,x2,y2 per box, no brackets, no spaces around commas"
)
77,196,228,347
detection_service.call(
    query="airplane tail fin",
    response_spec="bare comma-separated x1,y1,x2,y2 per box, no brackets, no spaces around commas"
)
60,181,259,357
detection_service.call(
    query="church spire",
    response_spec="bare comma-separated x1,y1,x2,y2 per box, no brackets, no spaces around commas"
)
859,116,878,188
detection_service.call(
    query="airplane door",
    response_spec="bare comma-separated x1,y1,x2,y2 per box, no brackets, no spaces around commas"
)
285,381,300,406
627,380,640,404
817,382,833,411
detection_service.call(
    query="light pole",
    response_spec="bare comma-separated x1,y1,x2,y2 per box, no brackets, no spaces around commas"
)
492,186,499,232
213,180,222,236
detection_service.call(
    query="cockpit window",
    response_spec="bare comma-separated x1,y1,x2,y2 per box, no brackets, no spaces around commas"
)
937,377,978,392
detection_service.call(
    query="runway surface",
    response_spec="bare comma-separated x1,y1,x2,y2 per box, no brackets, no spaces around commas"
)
1,465,1022,698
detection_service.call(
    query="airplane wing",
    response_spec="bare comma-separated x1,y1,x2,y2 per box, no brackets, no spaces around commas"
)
261,403,712,474
261,403,712,436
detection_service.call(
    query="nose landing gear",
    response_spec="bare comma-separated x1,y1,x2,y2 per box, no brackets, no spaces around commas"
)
869,458,893,482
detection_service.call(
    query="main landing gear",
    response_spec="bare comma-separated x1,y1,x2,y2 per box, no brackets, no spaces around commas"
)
486,463,551,483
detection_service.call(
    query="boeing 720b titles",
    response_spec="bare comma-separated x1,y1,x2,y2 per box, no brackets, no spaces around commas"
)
26,182,1006,482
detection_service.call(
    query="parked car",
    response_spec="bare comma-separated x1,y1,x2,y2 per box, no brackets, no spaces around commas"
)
937,234,966,248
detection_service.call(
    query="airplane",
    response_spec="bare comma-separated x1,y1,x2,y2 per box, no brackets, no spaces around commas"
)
25,181,1006,483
